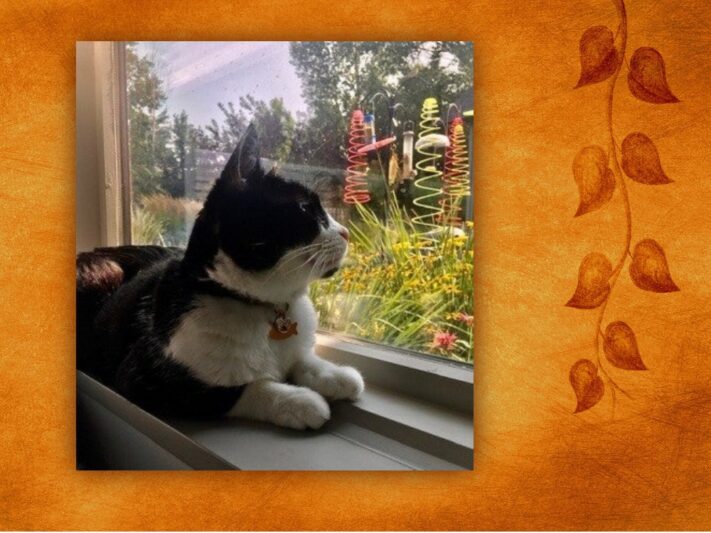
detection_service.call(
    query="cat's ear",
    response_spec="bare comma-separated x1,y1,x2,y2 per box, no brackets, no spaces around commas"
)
222,123,263,183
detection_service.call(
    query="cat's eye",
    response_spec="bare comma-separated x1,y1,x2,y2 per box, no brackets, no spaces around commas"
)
299,200,327,227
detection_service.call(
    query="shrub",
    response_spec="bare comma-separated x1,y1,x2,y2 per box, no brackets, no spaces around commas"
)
311,194,473,362
136,194,202,246
131,207,166,246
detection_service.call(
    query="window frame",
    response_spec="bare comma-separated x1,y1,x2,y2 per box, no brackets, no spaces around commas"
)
79,41,474,469
83,41,131,246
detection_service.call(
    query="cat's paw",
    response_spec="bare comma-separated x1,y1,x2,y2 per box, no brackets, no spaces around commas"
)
275,387,331,430
317,366,365,401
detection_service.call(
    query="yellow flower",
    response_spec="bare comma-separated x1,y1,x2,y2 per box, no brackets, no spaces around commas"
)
442,284,461,295
391,241,412,253
404,278,426,290
452,235,468,247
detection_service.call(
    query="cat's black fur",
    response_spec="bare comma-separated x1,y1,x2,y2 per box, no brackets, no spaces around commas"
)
77,125,331,417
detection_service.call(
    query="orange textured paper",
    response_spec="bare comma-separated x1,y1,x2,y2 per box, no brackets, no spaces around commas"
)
1,0,711,530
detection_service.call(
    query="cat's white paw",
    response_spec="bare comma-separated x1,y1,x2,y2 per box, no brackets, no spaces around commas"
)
317,366,365,401
274,387,331,430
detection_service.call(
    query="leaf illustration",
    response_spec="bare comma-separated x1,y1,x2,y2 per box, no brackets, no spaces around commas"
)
621,132,673,184
603,321,647,370
627,47,679,104
573,145,615,216
566,253,613,309
575,26,620,88
629,239,680,292
570,359,605,413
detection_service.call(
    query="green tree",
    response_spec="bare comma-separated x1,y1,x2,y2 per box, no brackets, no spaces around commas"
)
125,43,173,200
238,96,295,162
288,41,473,168
161,110,196,197
290,111,330,165
199,102,248,152
194,97,296,163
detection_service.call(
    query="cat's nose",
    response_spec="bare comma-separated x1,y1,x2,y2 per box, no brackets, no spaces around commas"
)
338,228,350,241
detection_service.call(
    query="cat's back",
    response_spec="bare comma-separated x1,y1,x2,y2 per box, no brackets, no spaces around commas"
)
95,256,182,341
77,245,186,381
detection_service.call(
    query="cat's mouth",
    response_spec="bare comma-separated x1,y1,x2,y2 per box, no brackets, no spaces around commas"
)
316,254,344,278
309,241,347,279
321,267,339,278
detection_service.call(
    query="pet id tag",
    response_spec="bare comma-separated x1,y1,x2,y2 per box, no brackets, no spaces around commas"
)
269,309,298,340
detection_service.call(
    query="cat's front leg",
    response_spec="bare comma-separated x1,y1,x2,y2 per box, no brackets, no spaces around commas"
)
228,379,330,430
291,355,365,401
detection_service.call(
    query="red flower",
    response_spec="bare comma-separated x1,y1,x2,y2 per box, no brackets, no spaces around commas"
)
456,312,474,327
432,331,458,351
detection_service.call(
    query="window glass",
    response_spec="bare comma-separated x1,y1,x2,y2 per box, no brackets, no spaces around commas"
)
125,41,473,362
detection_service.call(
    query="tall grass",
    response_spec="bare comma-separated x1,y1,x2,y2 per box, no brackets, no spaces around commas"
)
131,207,166,246
311,193,473,362
132,194,202,246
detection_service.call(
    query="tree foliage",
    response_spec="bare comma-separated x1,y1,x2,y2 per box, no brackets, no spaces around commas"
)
126,41,473,203
126,43,172,199
198,97,295,162
289,41,473,166
162,111,194,197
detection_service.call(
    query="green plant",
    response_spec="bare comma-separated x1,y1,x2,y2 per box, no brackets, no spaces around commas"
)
311,193,473,362
131,207,166,246
137,194,202,246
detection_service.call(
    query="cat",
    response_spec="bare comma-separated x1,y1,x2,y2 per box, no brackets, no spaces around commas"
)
77,124,364,430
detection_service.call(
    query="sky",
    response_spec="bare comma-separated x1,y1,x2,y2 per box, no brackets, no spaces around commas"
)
136,41,307,128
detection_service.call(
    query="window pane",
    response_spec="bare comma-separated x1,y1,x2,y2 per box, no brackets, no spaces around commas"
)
125,41,473,363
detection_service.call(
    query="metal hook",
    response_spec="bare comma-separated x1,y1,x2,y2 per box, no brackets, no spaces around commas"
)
389,102,407,131
369,91,389,110
368,89,402,136
446,102,462,126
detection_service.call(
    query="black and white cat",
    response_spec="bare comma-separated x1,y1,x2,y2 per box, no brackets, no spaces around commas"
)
77,125,364,430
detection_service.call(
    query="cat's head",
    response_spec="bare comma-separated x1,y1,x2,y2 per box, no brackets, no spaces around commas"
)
184,124,349,304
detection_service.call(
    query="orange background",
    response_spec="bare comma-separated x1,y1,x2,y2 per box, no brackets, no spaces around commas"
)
2,0,711,529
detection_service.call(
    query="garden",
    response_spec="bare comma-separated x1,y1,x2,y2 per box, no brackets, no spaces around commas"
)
127,41,473,362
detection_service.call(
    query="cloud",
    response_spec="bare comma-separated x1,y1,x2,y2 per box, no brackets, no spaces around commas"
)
164,42,284,91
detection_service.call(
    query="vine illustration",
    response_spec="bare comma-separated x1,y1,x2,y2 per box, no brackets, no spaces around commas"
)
567,0,680,413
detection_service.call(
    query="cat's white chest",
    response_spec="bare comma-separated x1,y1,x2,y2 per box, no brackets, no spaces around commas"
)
165,294,317,387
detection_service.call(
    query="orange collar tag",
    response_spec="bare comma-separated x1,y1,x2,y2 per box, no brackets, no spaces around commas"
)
269,310,298,340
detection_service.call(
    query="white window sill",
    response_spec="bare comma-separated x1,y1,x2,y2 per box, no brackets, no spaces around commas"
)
77,336,473,471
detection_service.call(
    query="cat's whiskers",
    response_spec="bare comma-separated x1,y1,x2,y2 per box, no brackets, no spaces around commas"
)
315,243,340,267
276,243,324,272
258,243,325,284
279,249,324,276
280,242,323,262
306,249,328,281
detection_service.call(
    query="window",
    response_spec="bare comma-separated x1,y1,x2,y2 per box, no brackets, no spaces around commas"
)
123,41,473,363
